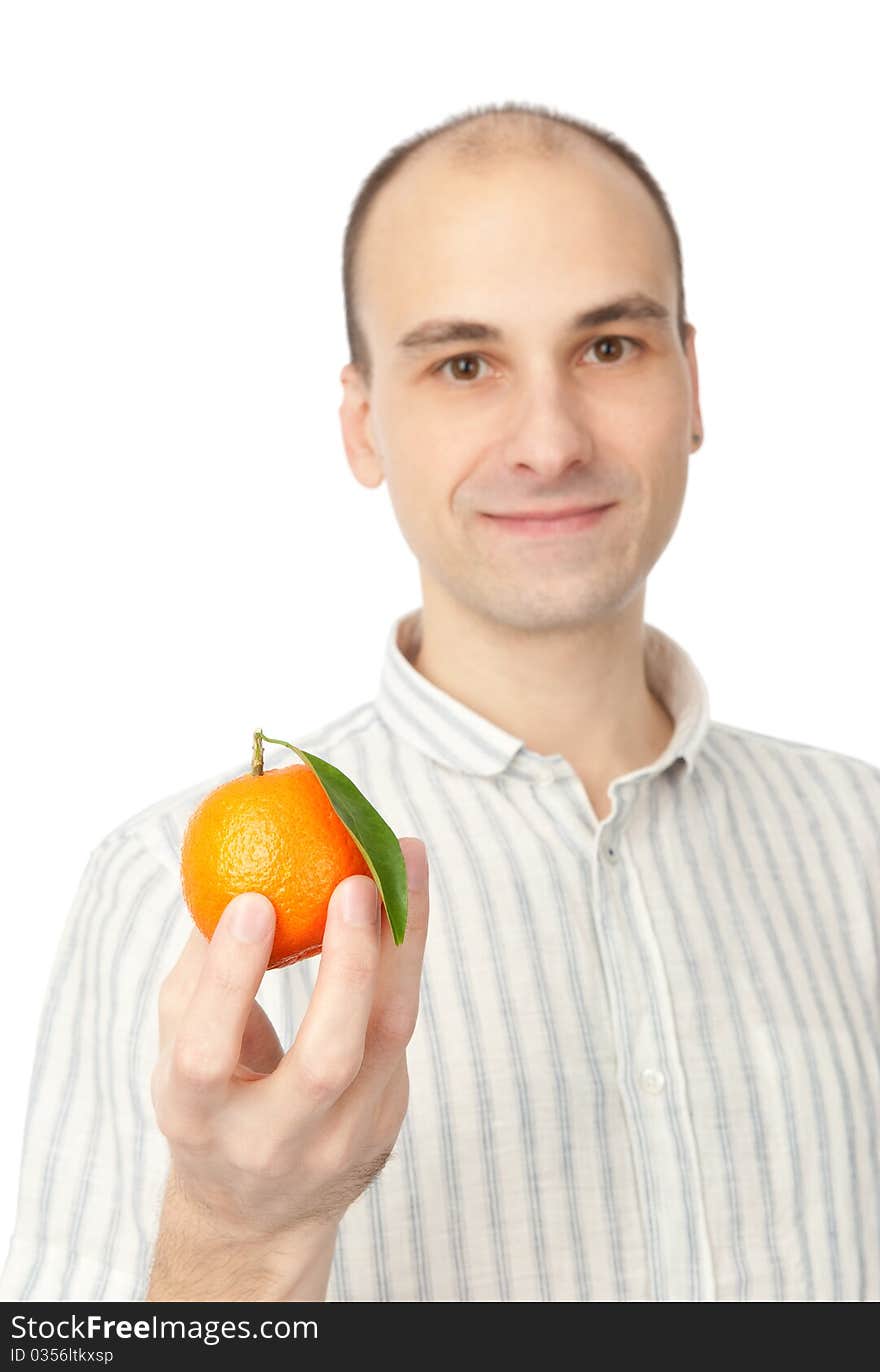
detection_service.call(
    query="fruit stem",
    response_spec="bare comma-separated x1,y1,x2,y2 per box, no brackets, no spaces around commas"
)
253,729,304,777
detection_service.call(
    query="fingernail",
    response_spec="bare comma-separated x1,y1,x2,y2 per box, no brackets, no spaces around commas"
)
230,894,274,943
342,878,379,926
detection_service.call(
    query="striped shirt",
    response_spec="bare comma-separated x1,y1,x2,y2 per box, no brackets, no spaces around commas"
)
2,605,879,1302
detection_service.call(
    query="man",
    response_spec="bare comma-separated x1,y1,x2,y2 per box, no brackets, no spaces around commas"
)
2,101,878,1303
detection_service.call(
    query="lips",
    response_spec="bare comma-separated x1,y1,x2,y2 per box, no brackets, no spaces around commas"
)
480,503,615,538
485,503,613,519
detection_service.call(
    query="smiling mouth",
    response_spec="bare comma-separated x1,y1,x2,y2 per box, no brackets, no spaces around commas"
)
480,504,615,537
486,503,612,518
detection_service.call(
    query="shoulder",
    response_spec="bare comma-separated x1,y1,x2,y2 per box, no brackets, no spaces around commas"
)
94,700,383,876
702,719,880,829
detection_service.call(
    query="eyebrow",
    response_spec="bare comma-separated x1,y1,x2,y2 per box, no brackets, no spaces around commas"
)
394,291,672,353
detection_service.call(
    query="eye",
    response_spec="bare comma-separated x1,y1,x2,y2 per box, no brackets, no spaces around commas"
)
584,335,643,364
433,353,491,384
432,335,643,385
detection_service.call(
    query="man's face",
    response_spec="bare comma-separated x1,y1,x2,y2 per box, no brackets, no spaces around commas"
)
340,142,702,632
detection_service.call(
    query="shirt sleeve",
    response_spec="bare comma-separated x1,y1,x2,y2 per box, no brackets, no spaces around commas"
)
0,829,191,1301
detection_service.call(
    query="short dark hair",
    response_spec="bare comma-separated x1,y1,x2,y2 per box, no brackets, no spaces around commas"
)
342,99,690,388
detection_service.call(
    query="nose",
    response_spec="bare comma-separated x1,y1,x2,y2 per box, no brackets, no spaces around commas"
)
499,367,593,478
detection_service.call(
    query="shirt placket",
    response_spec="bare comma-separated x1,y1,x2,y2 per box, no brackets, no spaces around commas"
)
590,778,717,1301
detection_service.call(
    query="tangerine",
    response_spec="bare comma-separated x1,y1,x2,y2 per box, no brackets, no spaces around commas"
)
180,761,372,969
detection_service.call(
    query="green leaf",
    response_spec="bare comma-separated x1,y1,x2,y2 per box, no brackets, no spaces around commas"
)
256,732,408,946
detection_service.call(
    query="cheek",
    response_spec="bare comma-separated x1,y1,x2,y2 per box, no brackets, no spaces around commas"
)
383,452,447,548
383,416,464,525
646,455,690,542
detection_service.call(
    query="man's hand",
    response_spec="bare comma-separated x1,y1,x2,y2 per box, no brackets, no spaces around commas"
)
147,837,429,1300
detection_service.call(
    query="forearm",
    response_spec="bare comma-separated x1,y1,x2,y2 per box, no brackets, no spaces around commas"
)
146,1173,338,1302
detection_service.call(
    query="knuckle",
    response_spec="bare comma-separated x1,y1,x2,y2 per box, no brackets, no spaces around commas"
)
369,997,418,1053
172,1035,226,1090
151,1099,182,1145
150,1087,184,1146
296,1044,363,1104
150,1055,215,1150
227,1128,284,1179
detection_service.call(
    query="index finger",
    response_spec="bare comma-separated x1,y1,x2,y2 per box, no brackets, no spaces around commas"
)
165,893,276,1116
157,925,210,1055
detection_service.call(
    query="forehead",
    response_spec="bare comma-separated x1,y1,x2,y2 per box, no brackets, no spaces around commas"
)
355,143,677,345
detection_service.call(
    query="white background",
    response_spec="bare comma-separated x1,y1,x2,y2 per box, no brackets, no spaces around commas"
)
1,1,877,1266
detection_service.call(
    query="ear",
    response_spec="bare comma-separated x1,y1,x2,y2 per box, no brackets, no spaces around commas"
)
339,363,385,488
683,325,704,450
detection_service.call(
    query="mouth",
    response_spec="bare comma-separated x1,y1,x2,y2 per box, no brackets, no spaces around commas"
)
480,503,616,537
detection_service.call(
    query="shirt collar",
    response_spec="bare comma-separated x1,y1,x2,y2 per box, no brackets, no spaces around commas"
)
374,604,712,782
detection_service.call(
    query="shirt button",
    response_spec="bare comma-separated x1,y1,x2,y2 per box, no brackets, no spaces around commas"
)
639,1067,666,1094
603,839,619,863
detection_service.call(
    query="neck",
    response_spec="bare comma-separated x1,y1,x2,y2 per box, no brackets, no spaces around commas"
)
404,583,675,798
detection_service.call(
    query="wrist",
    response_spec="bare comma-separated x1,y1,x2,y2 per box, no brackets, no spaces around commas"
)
258,1217,339,1301
147,1173,339,1302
